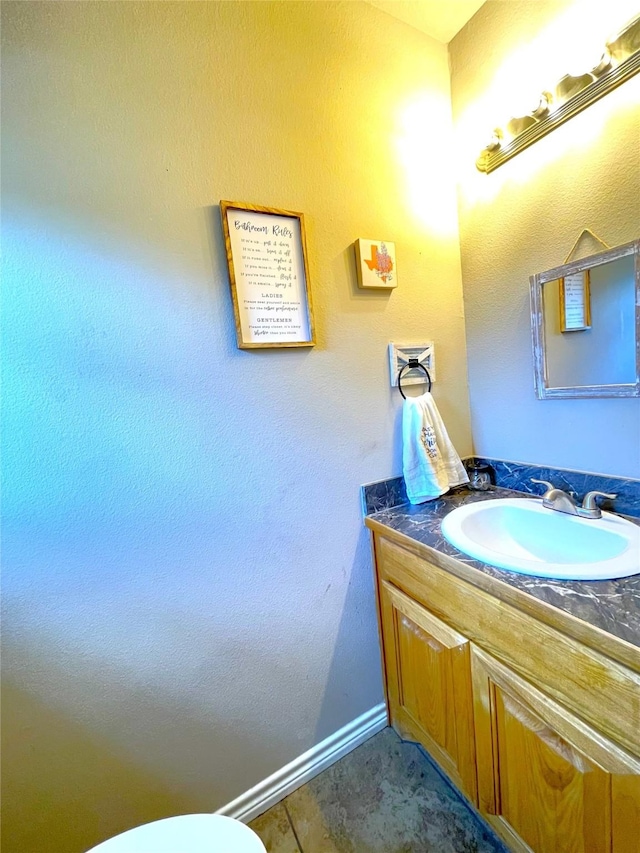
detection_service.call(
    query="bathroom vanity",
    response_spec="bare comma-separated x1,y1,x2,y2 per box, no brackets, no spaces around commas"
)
365,488,640,853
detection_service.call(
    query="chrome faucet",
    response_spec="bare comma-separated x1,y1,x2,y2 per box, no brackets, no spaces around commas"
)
530,479,616,519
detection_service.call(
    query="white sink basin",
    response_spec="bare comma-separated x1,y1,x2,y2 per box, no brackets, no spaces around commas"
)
441,498,640,580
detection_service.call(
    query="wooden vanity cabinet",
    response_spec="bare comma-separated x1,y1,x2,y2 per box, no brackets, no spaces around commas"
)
379,580,477,804
370,530,640,853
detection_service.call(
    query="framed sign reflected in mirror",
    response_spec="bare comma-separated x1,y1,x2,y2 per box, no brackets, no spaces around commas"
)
530,240,640,398
559,269,591,332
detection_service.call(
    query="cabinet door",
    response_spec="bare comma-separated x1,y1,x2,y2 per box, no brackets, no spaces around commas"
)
472,645,640,853
379,580,477,804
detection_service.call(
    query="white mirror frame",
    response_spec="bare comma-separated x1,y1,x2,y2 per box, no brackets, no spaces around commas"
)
530,239,640,399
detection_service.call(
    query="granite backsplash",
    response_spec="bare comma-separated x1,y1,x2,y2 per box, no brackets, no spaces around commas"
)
362,457,640,519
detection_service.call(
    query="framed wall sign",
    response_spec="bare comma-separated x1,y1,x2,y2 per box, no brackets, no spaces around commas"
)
220,201,315,349
354,238,397,289
560,270,591,332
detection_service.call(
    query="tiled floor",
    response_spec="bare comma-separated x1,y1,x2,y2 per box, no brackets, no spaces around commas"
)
249,727,508,853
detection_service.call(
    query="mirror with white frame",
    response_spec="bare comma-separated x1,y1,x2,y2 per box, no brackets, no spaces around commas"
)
530,239,639,399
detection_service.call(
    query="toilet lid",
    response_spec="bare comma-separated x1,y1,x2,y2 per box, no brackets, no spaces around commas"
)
86,814,267,853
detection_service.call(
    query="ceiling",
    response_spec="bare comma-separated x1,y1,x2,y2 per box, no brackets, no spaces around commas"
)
365,0,486,43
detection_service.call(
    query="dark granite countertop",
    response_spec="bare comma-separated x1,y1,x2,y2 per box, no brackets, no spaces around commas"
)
365,487,640,653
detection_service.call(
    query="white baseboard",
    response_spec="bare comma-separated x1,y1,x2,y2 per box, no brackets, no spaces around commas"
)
216,702,388,824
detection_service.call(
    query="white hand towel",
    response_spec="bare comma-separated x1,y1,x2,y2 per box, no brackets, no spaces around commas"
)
402,391,469,504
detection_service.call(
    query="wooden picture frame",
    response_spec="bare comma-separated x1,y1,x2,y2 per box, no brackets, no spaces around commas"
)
560,270,591,332
220,201,315,349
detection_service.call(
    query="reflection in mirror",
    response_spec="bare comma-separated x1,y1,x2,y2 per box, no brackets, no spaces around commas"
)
543,255,636,386
530,240,639,398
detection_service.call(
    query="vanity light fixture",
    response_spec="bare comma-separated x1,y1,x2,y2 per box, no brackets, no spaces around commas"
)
476,13,640,174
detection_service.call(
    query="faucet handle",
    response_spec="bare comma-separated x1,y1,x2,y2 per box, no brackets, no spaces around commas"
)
530,478,554,495
582,490,617,510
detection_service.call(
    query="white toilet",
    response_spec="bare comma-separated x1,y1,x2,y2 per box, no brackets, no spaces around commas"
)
85,813,267,853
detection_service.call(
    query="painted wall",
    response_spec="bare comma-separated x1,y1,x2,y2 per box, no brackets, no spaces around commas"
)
450,0,640,478
1,2,471,851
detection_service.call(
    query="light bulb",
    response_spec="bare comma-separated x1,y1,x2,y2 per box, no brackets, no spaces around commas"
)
592,48,613,75
486,130,502,151
532,92,551,118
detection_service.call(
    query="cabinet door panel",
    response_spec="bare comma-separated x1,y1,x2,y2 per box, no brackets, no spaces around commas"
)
472,645,640,853
613,775,640,851
380,580,477,804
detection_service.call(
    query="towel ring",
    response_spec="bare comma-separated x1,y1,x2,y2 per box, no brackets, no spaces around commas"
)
397,358,432,399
